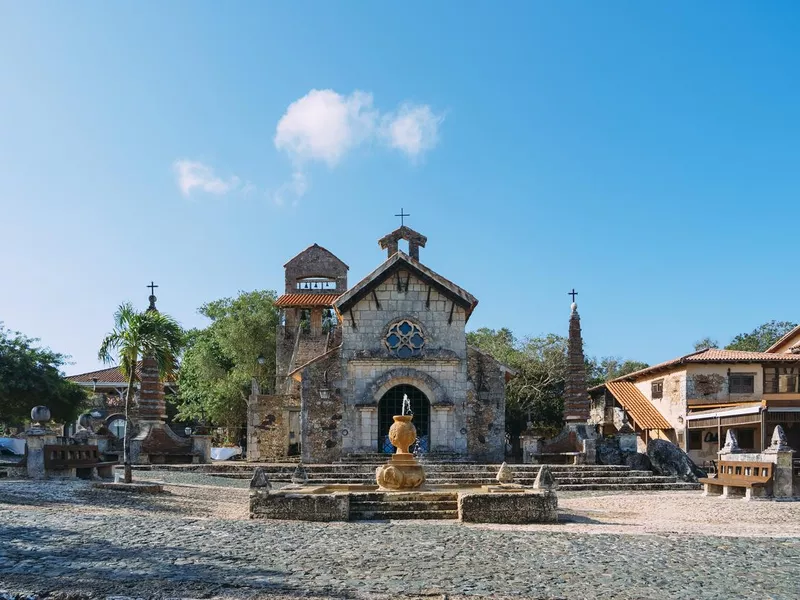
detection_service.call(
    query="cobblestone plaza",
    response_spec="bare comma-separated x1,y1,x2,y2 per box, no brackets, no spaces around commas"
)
1,478,798,599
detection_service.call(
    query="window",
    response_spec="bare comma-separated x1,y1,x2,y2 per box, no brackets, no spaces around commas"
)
108,418,126,439
296,278,336,290
764,367,799,394
651,379,664,399
729,374,755,394
385,320,425,358
688,430,703,451
736,428,755,449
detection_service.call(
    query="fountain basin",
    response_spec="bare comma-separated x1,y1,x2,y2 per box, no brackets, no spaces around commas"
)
250,483,557,524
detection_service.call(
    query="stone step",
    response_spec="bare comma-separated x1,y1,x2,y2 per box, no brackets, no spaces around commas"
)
351,492,458,502
349,510,458,520
557,482,701,491
350,501,458,512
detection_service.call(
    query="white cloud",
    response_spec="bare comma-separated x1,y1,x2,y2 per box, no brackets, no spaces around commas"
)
173,160,240,197
272,170,308,206
274,89,377,166
382,104,443,158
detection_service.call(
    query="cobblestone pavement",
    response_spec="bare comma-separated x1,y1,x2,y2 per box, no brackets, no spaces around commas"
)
0,479,798,600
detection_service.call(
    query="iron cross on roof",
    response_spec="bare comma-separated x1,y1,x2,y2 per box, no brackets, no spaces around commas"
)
148,281,159,295
568,289,578,302
395,208,410,227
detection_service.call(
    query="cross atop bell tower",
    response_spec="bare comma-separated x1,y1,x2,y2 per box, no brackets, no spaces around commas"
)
378,209,428,260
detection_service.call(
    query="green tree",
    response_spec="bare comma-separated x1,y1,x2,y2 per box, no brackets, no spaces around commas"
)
693,337,719,351
467,328,567,442
725,320,797,352
98,303,183,483
177,290,279,437
0,323,87,427
586,357,650,388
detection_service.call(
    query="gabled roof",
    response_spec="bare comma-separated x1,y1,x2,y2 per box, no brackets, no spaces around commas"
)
590,348,800,388
283,243,349,269
275,293,340,308
67,362,177,386
765,324,800,354
605,381,673,431
378,226,427,250
334,250,479,321
67,363,142,385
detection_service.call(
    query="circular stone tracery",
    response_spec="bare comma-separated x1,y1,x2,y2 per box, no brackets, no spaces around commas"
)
385,320,425,358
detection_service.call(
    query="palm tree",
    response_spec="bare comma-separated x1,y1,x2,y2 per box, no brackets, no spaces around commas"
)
98,302,183,483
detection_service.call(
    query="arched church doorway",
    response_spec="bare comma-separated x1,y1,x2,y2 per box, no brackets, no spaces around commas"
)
378,384,431,453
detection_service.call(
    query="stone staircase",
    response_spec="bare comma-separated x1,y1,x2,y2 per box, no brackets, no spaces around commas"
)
139,462,700,492
349,491,459,520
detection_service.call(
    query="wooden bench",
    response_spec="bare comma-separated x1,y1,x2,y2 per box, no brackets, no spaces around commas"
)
698,460,774,500
43,444,117,480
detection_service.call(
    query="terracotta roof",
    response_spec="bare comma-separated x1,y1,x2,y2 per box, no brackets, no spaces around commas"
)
67,362,176,386
67,363,142,385
275,293,340,308
765,324,800,353
596,348,800,386
335,250,479,321
605,381,673,431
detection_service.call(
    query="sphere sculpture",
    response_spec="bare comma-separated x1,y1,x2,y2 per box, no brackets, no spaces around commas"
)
30,406,51,425
375,413,426,490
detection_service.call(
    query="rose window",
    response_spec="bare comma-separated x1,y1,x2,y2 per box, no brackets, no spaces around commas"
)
385,320,425,358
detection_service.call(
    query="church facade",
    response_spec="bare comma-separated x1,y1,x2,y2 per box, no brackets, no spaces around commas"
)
247,226,512,463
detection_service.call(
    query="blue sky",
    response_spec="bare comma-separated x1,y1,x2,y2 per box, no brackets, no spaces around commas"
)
1,2,798,375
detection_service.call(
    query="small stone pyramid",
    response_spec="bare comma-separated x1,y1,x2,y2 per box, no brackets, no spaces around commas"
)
533,465,556,490
720,429,741,454
291,462,309,485
764,425,791,454
496,462,514,484
250,467,271,490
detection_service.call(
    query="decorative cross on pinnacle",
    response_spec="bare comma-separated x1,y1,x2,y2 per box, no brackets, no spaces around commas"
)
395,207,410,227
148,281,159,296
568,288,578,302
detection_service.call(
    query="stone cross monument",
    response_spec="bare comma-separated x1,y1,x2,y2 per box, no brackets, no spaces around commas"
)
564,293,590,422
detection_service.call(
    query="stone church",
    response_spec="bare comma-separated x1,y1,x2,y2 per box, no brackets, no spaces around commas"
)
247,225,513,463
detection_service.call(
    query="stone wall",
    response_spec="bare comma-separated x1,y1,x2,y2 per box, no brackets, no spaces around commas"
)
301,350,345,463
465,347,506,462
247,394,300,462
284,244,348,295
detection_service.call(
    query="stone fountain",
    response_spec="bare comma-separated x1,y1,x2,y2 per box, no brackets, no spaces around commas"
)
250,396,557,523
375,397,426,490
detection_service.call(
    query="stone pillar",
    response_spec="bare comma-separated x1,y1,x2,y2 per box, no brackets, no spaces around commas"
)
763,425,795,498
409,241,420,261
564,302,590,422
137,356,167,422
357,407,378,451
23,430,57,480
520,435,542,464
191,435,212,464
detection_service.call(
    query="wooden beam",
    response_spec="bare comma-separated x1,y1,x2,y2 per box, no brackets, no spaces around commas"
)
426,285,431,309
404,271,411,292
448,301,455,324
396,271,402,292
349,309,357,330
371,290,381,310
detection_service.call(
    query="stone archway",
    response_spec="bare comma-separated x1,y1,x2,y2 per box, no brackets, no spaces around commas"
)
377,384,431,453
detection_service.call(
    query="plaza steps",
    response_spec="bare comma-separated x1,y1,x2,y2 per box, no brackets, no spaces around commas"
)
348,491,459,520
132,462,701,492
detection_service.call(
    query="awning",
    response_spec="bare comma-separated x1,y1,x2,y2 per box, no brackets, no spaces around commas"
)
687,403,762,429
604,381,672,430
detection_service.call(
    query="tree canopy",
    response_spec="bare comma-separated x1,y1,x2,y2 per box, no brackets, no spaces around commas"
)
467,327,648,440
693,337,719,351
0,323,87,426
725,320,797,352
177,290,279,434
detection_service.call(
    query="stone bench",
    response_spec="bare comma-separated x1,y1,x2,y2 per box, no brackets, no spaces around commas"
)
43,444,117,479
698,460,774,500
530,452,583,465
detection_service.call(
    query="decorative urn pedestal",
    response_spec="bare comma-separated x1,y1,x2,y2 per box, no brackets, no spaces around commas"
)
375,415,426,490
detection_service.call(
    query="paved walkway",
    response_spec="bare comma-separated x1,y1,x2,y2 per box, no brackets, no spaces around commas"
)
0,479,798,599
